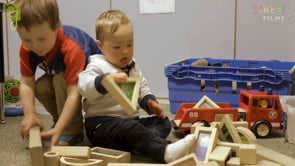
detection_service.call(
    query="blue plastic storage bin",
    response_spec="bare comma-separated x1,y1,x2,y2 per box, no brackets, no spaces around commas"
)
165,58,295,114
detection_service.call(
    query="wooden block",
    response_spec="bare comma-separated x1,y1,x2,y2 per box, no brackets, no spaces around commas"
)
214,113,233,122
239,144,256,165
210,122,219,129
44,151,60,166
199,161,219,166
236,126,257,144
218,115,242,143
168,153,199,166
191,122,204,133
216,141,240,157
285,102,295,143
190,127,218,162
29,126,45,166
193,95,220,108
232,121,248,128
226,157,240,166
107,164,166,166
102,76,141,116
90,147,131,166
256,144,295,166
51,146,90,158
247,159,282,166
208,146,231,166
211,121,248,128
60,157,103,166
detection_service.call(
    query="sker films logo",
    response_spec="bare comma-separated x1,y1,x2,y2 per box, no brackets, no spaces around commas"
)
253,3,291,23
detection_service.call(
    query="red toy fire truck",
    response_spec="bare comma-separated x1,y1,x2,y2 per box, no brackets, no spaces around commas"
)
172,88,285,138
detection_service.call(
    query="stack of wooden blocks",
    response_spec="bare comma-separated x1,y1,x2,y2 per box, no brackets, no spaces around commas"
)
28,93,295,166
29,126,131,166
177,96,295,166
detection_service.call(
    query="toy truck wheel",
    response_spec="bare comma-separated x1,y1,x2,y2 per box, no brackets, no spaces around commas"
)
253,120,271,138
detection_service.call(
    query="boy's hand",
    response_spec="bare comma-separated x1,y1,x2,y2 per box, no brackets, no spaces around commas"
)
147,99,166,119
106,72,128,82
20,113,44,140
41,127,62,149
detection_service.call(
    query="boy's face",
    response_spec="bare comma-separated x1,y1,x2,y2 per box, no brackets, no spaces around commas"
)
97,23,134,69
17,21,60,57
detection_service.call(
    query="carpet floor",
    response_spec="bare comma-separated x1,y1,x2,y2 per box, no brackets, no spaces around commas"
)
1,105,295,166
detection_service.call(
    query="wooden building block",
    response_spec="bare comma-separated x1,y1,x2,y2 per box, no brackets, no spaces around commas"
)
191,122,204,133
284,102,295,143
168,153,199,166
208,146,231,166
107,164,166,166
51,146,90,158
239,144,256,165
199,161,219,166
210,122,219,129
226,157,240,166
236,126,257,144
216,141,240,157
249,159,282,166
60,157,103,166
190,127,218,163
29,126,44,166
102,76,141,116
256,144,295,166
193,95,220,108
211,121,248,128
90,147,131,166
44,151,60,166
218,115,242,143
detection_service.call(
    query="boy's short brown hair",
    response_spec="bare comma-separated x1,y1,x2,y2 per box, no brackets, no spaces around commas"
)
95,10,131,41
15,0,60,30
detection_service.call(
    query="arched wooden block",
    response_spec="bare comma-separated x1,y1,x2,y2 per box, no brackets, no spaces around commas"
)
236,126,257,144
60,157,103,166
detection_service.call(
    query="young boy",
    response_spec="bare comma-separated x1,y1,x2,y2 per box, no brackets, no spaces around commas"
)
78,10,195,163
15,0,100,147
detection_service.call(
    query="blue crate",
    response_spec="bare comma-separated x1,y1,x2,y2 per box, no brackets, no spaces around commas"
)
165,58,295,114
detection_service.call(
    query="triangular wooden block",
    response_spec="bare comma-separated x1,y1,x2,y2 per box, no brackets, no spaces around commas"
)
193,95,220,108
102,77,141,116
218,114,242,143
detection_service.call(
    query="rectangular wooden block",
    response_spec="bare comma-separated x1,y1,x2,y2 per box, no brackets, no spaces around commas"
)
107,164,166,166
191,122,204,133
256,144,295,166
211,121,248,128
248,159,282,166
216,141,240,157
226,157,240,166
91,147,131,166
208,146,231,166
190,127,218,162
168,153,199,166
51,146,90,158
239,144,256,165
199,161,219,166
29,126,44,166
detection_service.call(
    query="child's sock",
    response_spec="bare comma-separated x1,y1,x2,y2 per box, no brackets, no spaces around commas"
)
164,134,195,163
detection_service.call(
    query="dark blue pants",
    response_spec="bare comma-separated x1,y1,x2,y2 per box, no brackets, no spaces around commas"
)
85,116,172,162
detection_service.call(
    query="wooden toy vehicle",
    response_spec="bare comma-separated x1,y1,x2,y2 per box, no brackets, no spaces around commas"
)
172,88,285,138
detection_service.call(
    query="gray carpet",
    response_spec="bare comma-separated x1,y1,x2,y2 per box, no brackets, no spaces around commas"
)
1,105,295,166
